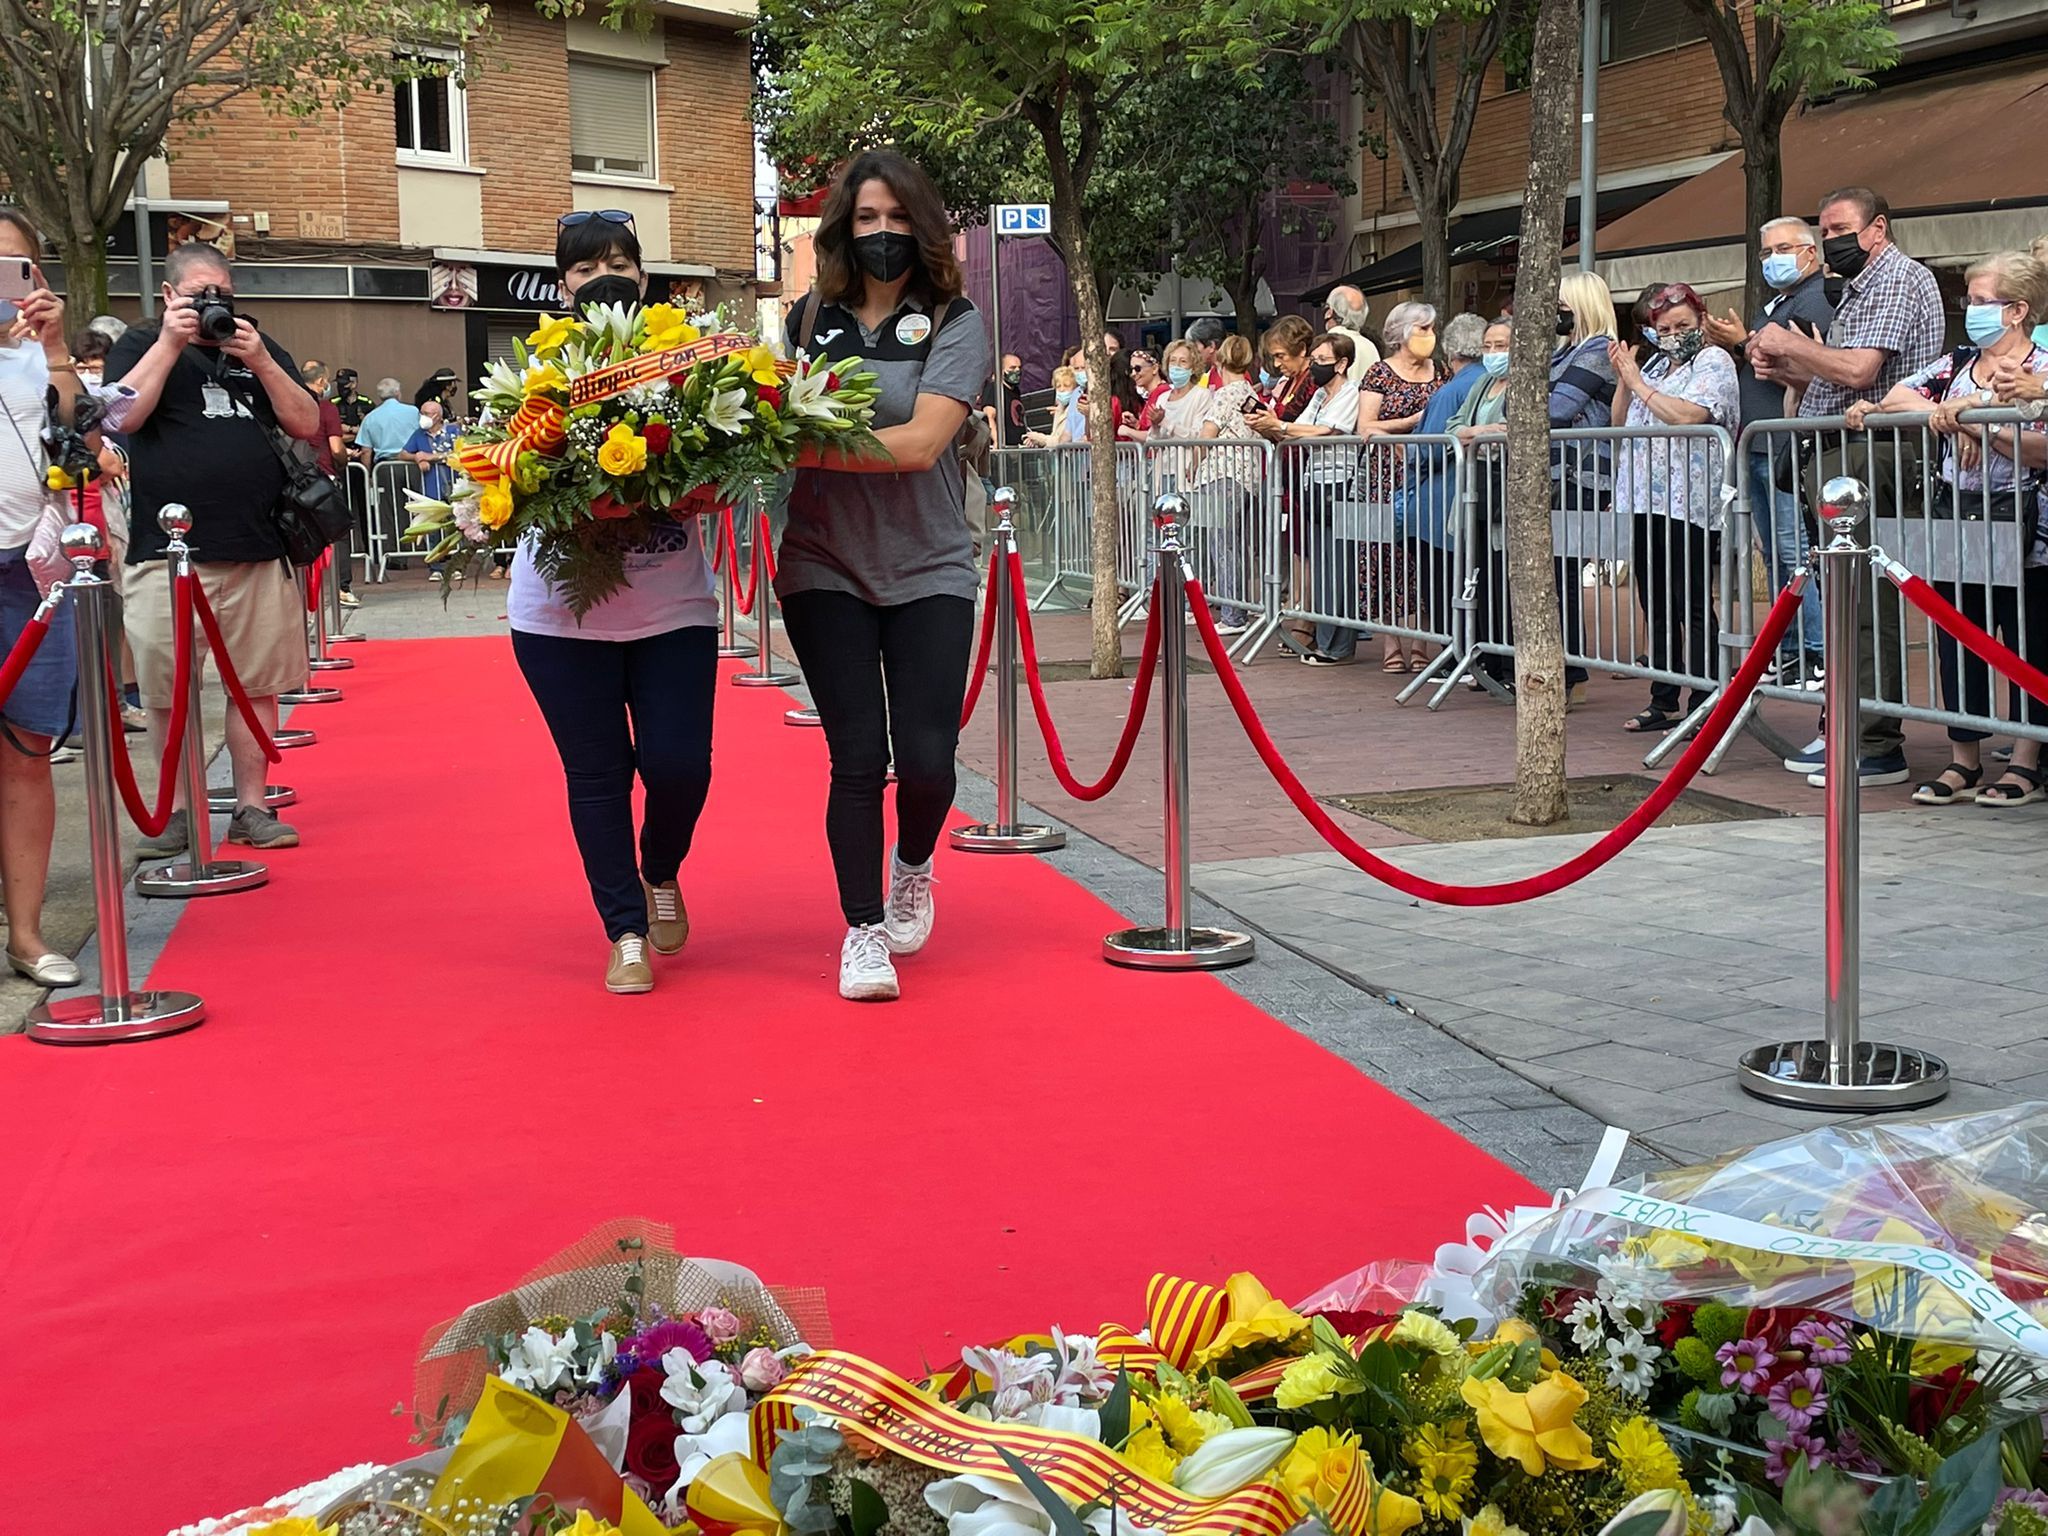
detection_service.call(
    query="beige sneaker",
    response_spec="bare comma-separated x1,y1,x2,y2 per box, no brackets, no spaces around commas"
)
643,877,689,955
605,934,654,994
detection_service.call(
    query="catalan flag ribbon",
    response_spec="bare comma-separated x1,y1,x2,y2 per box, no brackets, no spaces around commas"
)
453,395,568,485
1146,1272,1231,1370
569,331,755,406
751,1351,1322,1536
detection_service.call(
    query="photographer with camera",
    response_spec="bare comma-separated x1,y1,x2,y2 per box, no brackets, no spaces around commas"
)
105,242,319,854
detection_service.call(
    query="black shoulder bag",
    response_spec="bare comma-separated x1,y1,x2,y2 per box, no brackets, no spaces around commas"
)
201,348,353,567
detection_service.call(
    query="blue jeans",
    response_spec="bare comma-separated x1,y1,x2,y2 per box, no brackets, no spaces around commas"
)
1306,484,1358,659
512,623,718,940
1745,450,1822,656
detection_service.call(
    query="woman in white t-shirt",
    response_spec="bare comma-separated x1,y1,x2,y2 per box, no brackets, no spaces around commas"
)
507,213,718,996
0,210,84,988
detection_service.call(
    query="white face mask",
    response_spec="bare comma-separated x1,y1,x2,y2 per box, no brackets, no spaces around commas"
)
419,414,436,432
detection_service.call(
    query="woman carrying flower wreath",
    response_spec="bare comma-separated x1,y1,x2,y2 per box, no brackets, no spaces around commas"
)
778,149,991,1003
508,211,718,996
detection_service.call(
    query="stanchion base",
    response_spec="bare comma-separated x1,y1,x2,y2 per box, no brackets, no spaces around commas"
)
325,630,366,644
1102,925,1255,971
208,784,295,812
24,989,206,1045
279,685,343,704
308,656,354,672
1737,1039,1950,1111
274,727,317,749
135,858,268,898
717,643,758,660
785,706,822,726
732,671,801,689
951,822,1068,853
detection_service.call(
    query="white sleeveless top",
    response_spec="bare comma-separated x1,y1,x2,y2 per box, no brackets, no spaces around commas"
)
506,513,718,641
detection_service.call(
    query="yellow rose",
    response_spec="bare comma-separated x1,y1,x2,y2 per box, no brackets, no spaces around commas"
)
1274,1353,1344,1410
1279,1428,1421,1536
1189,1273,1312,1371
1121,1423,1182,1483
526,314,578,354
595,422,648,477
1459,1371,1602,1476
478,483,514,530
640,302,681,334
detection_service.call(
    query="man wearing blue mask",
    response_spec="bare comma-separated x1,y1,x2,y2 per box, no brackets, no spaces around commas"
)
1703,217,1834,685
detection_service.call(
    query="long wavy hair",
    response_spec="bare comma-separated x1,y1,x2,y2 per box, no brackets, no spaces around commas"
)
813,149,962,308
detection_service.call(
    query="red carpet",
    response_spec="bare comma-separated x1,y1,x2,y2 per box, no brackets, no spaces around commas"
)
0,638,1536,1533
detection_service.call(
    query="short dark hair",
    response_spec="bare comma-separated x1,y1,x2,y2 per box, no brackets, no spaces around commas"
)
1312,330,1356,369
1186,317,1226,346
554,216,643,279
813,148,962,307
164,242,232,288
75,331,113,364
1819,187,1888,229
0,207,41,256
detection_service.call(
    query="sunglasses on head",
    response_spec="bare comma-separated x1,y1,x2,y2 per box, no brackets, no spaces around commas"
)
558,209,636,230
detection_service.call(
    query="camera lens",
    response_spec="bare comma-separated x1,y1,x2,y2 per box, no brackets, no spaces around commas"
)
197,302,237,342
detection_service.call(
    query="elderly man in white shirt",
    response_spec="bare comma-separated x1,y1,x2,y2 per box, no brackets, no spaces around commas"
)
1323,285,1382,381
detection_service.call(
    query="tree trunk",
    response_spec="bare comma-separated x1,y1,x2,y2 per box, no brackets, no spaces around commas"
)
1048,182,1124,680
1416,181,1453,322
57,231,111,323
1739,123,1782,324
1502,0,1581,829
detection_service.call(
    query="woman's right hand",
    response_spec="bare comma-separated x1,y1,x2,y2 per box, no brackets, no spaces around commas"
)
1990,356,2047,404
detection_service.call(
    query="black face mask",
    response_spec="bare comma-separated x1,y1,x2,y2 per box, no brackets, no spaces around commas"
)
1001,368,1022,387
574,274,644,311
1556,309,1576,337
853,230,920,284
1309,360,1339,386
1823,275,1847,307
1823,231,1871,281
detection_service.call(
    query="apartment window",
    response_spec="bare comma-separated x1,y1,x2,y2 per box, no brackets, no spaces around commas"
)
569,58,657,180
1601,0,1706,64
395,53,466,163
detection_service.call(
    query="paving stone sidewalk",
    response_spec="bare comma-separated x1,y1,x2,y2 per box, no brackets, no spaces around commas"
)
1195,811,2048,1165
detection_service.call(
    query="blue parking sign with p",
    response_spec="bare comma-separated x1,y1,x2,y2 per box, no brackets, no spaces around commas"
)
996,204,1051,236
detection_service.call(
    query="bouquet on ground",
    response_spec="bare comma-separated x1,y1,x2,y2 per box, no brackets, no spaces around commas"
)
403,301,880,614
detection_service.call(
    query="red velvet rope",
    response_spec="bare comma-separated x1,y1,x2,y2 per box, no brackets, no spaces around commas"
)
1887,566,2048,710
108,570,196,837
0,612,51,714
190,577,284,764
712,503,735,575
303,553,324,613
1187,575,1805,906
1011,552,1161,801
956,550,1004,731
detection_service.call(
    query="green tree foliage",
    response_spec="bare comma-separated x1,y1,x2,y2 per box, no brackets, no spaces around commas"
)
1677,0,1897,317
0,0,485,315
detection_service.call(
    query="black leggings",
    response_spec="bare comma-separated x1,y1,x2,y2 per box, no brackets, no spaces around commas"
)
511,624,717,941
782,590,975,926
1632,514,1720,714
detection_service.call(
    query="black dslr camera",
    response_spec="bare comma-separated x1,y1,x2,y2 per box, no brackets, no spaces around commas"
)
193,284,239,343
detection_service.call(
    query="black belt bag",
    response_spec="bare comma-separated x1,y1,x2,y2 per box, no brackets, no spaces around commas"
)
210,353,355,567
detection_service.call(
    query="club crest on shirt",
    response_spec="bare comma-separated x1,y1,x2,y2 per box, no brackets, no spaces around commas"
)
813,327,844,347
895,312,932,346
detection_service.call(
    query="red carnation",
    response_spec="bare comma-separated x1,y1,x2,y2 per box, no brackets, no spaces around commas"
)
757,384,783,411
1905,1364,1980,1439
621,1369,680,1489
643,421,673,454
1656,1303,1696,1349
670,372,690,390
591,494,636,520
824,372,840,392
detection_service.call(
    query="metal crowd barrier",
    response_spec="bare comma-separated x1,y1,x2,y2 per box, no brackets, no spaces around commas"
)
1732,410,2048,759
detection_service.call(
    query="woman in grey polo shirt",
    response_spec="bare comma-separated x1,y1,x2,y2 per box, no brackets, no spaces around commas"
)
779,149,991,1003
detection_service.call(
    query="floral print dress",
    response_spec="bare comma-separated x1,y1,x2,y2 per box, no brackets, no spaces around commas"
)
1357,360,1441,626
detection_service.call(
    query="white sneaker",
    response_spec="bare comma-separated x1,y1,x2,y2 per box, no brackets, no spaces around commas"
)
882,847,936,955
839,924,900,1001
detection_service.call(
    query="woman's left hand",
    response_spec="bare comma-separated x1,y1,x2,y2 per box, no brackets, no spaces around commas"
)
1928,396,1970,436
1606,340,1640,389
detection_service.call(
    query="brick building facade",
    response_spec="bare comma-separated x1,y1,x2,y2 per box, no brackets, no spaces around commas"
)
99,0,757,404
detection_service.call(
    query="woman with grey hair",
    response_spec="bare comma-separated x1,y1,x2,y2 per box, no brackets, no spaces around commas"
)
1357,300,1441,671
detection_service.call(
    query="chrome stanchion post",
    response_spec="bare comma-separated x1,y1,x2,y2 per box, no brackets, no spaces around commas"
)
137,508,268,898
732,508,799,689
1738,477,1947,1109
307,556,352,672
1103,494,1254,970
713,507,756,661
324,540,363,644
25,525,206,1044
280,566,342,704
954,488,1066,853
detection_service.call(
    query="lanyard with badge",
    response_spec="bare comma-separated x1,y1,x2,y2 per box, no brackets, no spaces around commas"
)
185,343,253,422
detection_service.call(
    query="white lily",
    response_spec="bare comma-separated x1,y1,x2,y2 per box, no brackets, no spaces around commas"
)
476,357,526,413
401,490,453,526
1597,1489,1687,1536
500,1326,578,1395
702,387,753,436
1170,1426,1294,1496
781,365,844,422
582,1329,618,1387
665,1409,751,1496
926,1474,1158,1536
659,1352,743,1434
